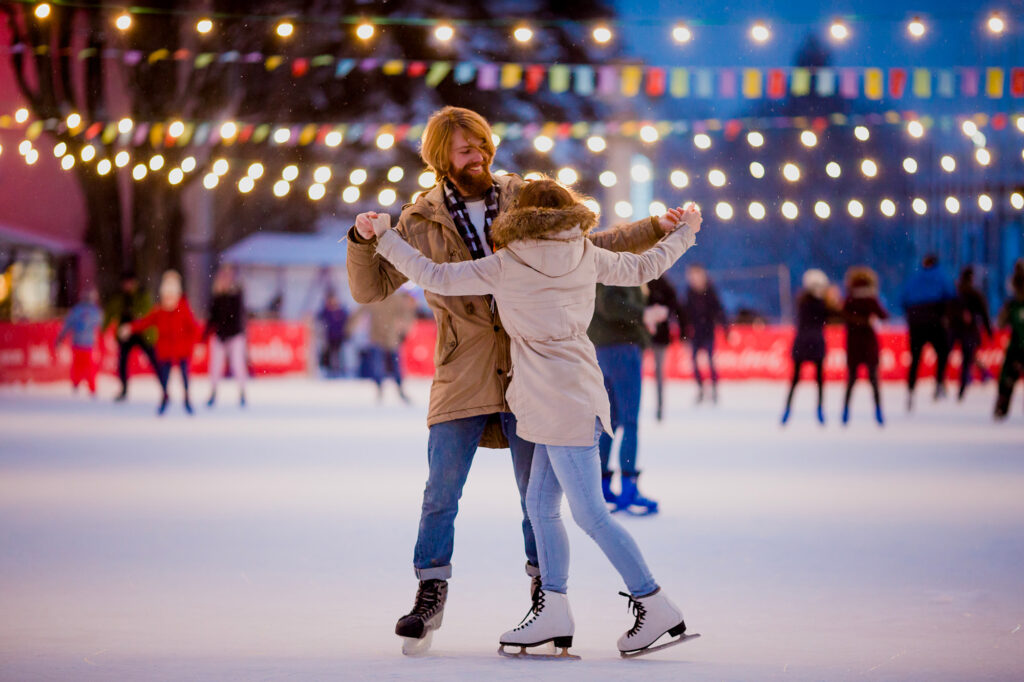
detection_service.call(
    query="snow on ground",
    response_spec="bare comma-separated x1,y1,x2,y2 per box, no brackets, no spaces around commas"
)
1,375,1023,681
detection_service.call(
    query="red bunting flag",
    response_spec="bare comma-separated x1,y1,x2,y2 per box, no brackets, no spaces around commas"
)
525,65,546,93
767,69,786,98
888,68,907,98
291,58,309,77
645,68,666,97
1012,68,1024,97
407,62,427,77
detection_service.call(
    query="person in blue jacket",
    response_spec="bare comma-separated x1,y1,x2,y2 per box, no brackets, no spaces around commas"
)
901,254,956,410
56,288,103,395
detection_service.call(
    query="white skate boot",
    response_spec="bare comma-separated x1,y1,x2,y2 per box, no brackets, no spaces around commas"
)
498,588,578,660
617,589,700,658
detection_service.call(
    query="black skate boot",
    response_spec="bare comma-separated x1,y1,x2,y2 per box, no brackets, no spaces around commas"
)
396,579,447,655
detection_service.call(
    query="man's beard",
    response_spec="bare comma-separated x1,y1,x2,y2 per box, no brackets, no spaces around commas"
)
450,162,493,197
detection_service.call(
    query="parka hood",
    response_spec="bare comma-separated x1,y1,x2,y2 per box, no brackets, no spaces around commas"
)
493,204,597,278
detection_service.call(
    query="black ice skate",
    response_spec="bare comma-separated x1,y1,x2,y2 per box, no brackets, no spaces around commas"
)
395,579,447,655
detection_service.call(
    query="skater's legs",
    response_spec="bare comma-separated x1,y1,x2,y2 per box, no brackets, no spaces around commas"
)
690,342,704,387
704,337,719,385
227,334,248,393
843,367,856,412
996,349,1023,415
413,415,488,579
367,346,386,387
117,338,133,393
652,345,666,417
544,420,658,597
208,336,226,393
387,349,403,387
178,360,190,396
868,364,882,408
784,362,801,412
525,443,571,593
500,412,539,571
930,325,951,390
959,336,978,396
155,360,171,395
907,324,926,392
594,345,641,475
815,359,824,408
596,347,620,475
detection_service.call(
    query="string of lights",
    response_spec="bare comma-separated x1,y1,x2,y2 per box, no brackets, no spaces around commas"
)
15,2,1017,47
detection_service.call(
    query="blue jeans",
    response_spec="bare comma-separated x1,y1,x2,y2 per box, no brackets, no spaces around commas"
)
596,344,642,476
691,335,718,387
529,420,658,597
413,413,538,580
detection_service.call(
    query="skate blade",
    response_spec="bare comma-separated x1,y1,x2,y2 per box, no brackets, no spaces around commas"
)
620,632,700,659
401,630,434,656
498,644,580,660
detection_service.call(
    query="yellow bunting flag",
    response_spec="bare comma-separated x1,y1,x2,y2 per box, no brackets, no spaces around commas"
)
149,123,163,147
570,122,589,138
500,63,522,89
148,49,169,64
177,123,194,146
265,56,283,71
621,66,643,97
912,69,931,98
299,124,318,146
742,69,762,98
382,60,405,76
791,68,811,96
26,120,44,140
102,122,118,144
252,124,270,144
549,65,570,93
425,62,452,87
865,68,883,100
670,68,688,97
986,68,1005,98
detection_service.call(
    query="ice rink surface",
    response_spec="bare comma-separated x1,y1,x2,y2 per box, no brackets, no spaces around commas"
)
2,375,1023,681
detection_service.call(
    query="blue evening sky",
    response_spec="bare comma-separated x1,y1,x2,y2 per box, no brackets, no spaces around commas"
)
612,0,1023,67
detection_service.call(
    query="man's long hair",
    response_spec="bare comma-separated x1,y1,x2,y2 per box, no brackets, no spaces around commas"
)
420,107,496,180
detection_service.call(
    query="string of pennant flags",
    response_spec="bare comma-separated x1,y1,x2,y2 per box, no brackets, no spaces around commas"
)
3,110,1022,151
3,43,1024,100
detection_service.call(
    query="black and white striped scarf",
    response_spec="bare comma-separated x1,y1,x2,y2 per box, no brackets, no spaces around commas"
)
442,178,500,260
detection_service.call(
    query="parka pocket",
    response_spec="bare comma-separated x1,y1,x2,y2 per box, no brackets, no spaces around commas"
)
435,313,459,366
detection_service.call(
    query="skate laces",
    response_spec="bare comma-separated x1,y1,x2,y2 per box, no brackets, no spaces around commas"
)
620,592,646,637
514,587,546,630
411,581,443,617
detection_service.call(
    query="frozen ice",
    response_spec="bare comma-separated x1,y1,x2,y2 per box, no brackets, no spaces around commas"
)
1,375,1023,680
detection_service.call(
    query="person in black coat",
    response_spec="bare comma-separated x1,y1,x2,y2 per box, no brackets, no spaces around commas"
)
950,266,993,400
644,276,687,421
782,269,838,425
204,265,248,407
683,265,727,404
841,266,889,425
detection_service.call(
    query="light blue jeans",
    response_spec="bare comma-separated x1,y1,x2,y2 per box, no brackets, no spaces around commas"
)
528,419,658,597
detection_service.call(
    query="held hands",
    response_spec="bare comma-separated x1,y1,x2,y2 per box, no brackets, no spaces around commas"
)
354,211,381,240
657,202,702,234
370,213,392,238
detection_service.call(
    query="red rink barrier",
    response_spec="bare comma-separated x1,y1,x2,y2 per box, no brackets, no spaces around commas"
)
2,319,1009,384
400,321,1011,382
0,320,307,383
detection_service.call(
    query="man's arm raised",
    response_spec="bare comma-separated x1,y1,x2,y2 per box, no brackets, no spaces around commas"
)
346,211,409,303
589,206,687,254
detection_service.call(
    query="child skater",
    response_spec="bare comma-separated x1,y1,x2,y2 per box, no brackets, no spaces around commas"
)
371,179,702,658
782,269,838,425
120,270,200,415
841,266,888,425
56,288,103,396
994,259,1024,420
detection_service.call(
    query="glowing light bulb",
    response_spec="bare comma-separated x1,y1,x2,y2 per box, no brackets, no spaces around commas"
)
513,26,533,43
181,156,196,173
749,162,766,179
800,130,817,147
599,171,617,187
978,194,993,212
118,117,133,134
272,127,290,144
557,167,578,185
203,173,218,189
356,22,374,40
941,155,956,172
854,126,869,141
379,188,397,206
52,141,66,157
60,154,74,170
212,159,229,176
247,162,264,179
912,198,927,215
987,13,1006,35
314,166,331,184
907,17,925,39
814,201,831,219
672,24,692,43
639,125,659,143
418,171,436,188
25,148,38,165
308,183,325,201
880,199,897,217
694,133,712,149
708,169,726,187
387,166,404,183
907,120,924,138
945,196,960,214
748,202,766,220
132,163,147,180
168,168,184,185
273,180,290,197
783,163,801,182
751,22,770,43
14,108,29,124
593,26,613,44
434,24,454,42
903,157,918,174
533,135,554,153
97,159,112,175
196,18,213,34
781,201,799,220
376,133,395,150
848,199,864,218
220,121,237,139
587,136,606,153
632,164,651,183
34,3,51,19
148,154,164,171
1011,192,1024,210
282,165,299,182
325,131,343,147
276,20,294,38
66,112,81,129
614,201,633,218
342,186,360,203
715,202,734,220
114,151,130,167
115,12,132,31
860,159,878,178
80,145,96,162
649,201,667,216
747,131,764,148
670,170,689,188
349,168,367,185
975,148,991,166
238,176,254,194
829,20,849,42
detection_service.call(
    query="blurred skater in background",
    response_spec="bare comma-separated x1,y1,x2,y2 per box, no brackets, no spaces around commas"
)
56,287,103,397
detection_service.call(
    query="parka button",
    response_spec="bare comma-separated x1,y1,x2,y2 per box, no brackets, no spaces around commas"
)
493,325,500,332
465,303,474,314
496,369,504,375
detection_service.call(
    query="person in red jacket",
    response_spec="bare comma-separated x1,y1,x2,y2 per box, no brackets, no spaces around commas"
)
119,270,199,415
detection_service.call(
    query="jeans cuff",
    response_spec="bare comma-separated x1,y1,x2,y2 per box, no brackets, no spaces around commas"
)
525,561,541,578
415,564,452,581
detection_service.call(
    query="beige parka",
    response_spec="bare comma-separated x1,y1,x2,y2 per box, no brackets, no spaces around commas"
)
347,173,668,448
375,203,697,447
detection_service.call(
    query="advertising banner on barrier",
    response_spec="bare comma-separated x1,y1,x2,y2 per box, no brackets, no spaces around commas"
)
1,319,1009,384
399,321,1010,382
0,320,308,383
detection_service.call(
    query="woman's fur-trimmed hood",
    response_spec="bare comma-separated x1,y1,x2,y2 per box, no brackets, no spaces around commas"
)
491,203,598,248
